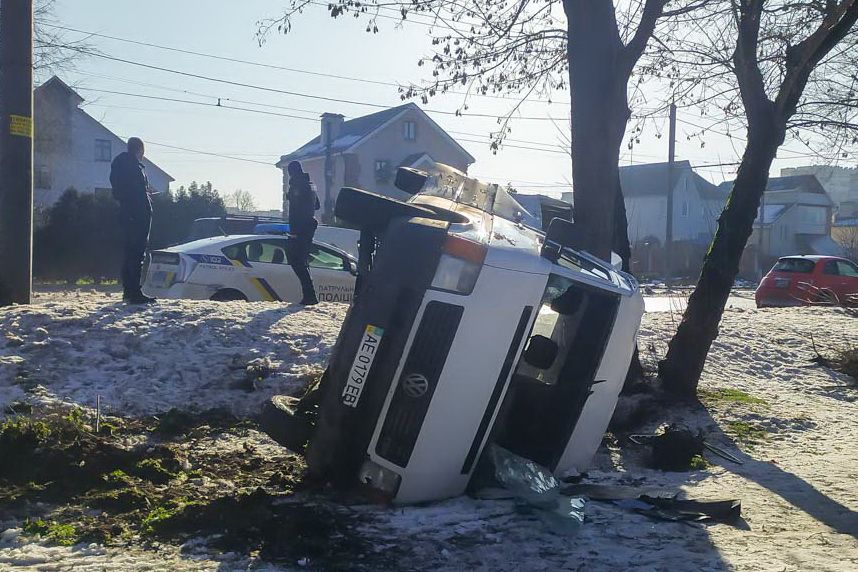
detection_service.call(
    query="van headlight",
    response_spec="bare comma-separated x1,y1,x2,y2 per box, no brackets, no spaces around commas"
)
358,459,401,497
430,236,487,295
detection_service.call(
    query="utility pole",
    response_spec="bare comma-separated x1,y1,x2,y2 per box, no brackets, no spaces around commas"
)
323,123,333,223
0,0,34,305
664,102,676,287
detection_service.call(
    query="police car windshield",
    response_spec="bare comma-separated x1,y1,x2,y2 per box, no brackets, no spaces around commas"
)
416,166,524,223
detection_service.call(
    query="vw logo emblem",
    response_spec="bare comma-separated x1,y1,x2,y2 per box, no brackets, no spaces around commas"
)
401,373,429,398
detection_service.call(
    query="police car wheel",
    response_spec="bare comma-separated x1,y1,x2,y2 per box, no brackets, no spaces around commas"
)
210,289,247,302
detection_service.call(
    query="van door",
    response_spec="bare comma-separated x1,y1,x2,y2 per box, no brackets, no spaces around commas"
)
493,274,620,470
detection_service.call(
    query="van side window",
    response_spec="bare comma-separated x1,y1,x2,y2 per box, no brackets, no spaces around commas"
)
823,260,839,275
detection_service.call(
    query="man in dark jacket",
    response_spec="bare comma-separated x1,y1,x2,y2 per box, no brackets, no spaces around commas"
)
110,137,155,304
287,160,320,305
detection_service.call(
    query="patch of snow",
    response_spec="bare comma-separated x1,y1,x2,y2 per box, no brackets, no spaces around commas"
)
0,290,347,417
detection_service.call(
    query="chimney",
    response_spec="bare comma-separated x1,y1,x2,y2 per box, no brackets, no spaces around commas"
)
320,113,345,146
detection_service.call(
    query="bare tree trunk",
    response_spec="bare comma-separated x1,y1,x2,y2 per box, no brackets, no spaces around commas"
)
565,0,629,262
658,127,783,396
613,177,632,272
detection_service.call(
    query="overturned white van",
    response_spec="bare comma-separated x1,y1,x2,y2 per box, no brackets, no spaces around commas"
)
270,164,644,504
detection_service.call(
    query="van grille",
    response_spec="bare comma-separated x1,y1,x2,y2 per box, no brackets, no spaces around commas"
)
376,301,464,467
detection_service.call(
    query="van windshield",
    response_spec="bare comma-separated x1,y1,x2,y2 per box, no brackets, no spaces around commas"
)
415,165,525,223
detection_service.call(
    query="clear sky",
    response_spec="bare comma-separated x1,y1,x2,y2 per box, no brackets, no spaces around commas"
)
46,0,841,210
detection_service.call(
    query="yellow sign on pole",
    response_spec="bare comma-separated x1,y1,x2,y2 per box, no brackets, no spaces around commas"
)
10,115,32,138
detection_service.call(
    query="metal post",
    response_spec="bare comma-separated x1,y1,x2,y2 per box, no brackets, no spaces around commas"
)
664,102,676,286
0,0,34,305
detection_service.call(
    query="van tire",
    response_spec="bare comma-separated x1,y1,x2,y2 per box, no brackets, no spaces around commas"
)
210,289,247,302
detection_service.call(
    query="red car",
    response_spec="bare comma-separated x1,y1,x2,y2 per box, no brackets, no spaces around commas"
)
756,255,858,307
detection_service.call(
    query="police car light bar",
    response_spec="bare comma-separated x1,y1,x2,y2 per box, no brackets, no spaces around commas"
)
254,222,291,235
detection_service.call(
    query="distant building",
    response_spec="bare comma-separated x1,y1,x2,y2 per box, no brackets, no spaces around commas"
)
832,216,858,260
620,161,728,275
780,165,858,213
718,174,840,276
747,174,837,255
781,166,858,261
276,103,475,220
34,76,173,211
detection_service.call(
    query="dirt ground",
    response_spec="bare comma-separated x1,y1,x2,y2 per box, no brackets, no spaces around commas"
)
0,289,856,571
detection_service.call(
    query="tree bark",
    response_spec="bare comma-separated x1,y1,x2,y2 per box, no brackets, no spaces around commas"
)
613,176,632,272
565,0,629,262
658,126,784,396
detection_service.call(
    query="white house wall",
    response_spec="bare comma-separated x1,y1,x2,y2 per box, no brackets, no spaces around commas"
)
625,194,668,243
625,171,725,244
35,105,171,210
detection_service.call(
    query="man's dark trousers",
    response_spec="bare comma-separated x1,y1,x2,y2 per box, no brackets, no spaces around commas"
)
289,224,317,302
121,208,151,299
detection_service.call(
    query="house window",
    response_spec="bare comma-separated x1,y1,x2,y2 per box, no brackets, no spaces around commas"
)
681,199,689,217
94,139,112,162
375,160,391,182
403,121,416,141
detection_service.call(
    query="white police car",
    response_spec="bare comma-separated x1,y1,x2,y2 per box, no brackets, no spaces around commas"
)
142,234,357,303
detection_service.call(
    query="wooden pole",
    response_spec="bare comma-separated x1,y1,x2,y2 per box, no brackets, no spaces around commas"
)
0,0,34,305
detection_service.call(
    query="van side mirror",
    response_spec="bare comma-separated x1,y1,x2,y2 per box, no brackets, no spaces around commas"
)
541,217,587,261
522,334,559,370
348,260,358,275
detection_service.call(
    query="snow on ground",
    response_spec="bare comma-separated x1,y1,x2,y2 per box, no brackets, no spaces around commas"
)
0,289,347,417
1,290,857,571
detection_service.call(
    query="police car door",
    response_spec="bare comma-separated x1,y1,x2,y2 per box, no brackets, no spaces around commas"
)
244,238,303,302
307,243,356,303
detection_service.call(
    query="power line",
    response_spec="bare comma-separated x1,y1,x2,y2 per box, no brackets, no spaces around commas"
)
43,22,564,104
75,79,576,150
141,140,276,166
36,41,564,122
75,70,332,116
76,87,322,122
87,87,828,168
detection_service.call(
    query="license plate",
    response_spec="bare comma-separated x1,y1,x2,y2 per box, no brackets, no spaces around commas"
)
342,324,385,408
774,277,791,288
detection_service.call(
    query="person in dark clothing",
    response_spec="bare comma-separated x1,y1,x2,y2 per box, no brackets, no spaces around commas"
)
287,160,320,305
110,137,155,304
